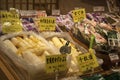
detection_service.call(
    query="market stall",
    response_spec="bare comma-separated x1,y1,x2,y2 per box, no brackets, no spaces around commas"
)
0,7,120,80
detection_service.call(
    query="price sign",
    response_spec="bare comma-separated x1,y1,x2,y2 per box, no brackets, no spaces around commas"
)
77,52,99,72
2,23,22,33
0,11,19,20
36,11,47,17
0,11,22,33
93,6,105,12
46,55,67,73
72,8,86,22
38,17,56,31
109,53,119,61
52,10,60,16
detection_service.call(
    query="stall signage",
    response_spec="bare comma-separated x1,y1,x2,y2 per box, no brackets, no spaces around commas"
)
0,11,19,19
38,17,56,31
46,55,67,73
20,10,36,17
0,11,22,33
77,52,99,72
72,8,86,22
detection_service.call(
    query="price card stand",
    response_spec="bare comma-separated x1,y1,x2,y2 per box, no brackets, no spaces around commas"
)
77,35,99,75
55,69,59,80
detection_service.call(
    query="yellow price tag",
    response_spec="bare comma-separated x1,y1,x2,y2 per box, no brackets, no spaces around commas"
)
0,11,22,33
0,11,19,20
46,55,67,73
77,51,99,72
72,8,86,22
2,24,22,33
38,17,56,31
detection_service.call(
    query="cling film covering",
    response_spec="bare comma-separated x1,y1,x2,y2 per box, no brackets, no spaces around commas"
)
40,32,88,73
0,32,69,80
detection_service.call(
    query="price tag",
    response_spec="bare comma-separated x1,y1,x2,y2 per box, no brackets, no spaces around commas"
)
0,11,19,20
77,52,99,72
46,55,67,73
72,8,86,22
36,11,47,17
93,6,105,12
52,10,60,16
0,11,22,33
20,10,36,17
109,53,119,61
2,24,22,33
38,17,56,31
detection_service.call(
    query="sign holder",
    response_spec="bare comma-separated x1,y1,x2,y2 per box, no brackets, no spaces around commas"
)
77,35,99,73
55,69,59,80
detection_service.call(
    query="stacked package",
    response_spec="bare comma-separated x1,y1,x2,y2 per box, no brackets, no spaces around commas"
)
72,13,119,47
56,14,74,32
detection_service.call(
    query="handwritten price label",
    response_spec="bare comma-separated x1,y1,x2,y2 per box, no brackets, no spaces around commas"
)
46,55,67,73
0,11,22,33
77,52,99,72
72,8,86,22
38,17,56,31
0,11,19,20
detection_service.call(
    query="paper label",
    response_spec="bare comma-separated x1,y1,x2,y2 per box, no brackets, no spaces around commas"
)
0,11,22,33
93,6,105,12
52,10,60,16
109,54,119,61
19,10,36,17
72,8,86,22
46,55,67,73
77,52,99,72
0,11,19,19
38,17,56,31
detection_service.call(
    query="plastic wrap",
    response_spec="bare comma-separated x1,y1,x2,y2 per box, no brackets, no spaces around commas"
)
40,32,88,73
0,32,68,80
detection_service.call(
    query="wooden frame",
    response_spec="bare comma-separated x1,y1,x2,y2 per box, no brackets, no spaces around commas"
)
106,0,119,13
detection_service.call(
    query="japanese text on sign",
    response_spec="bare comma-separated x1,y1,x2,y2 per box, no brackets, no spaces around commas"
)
0,11,19,19
38,17,56,31
77,52,99,72
72,8,86,22
0,11,22,33
46,55,67,73
2,22,22,33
